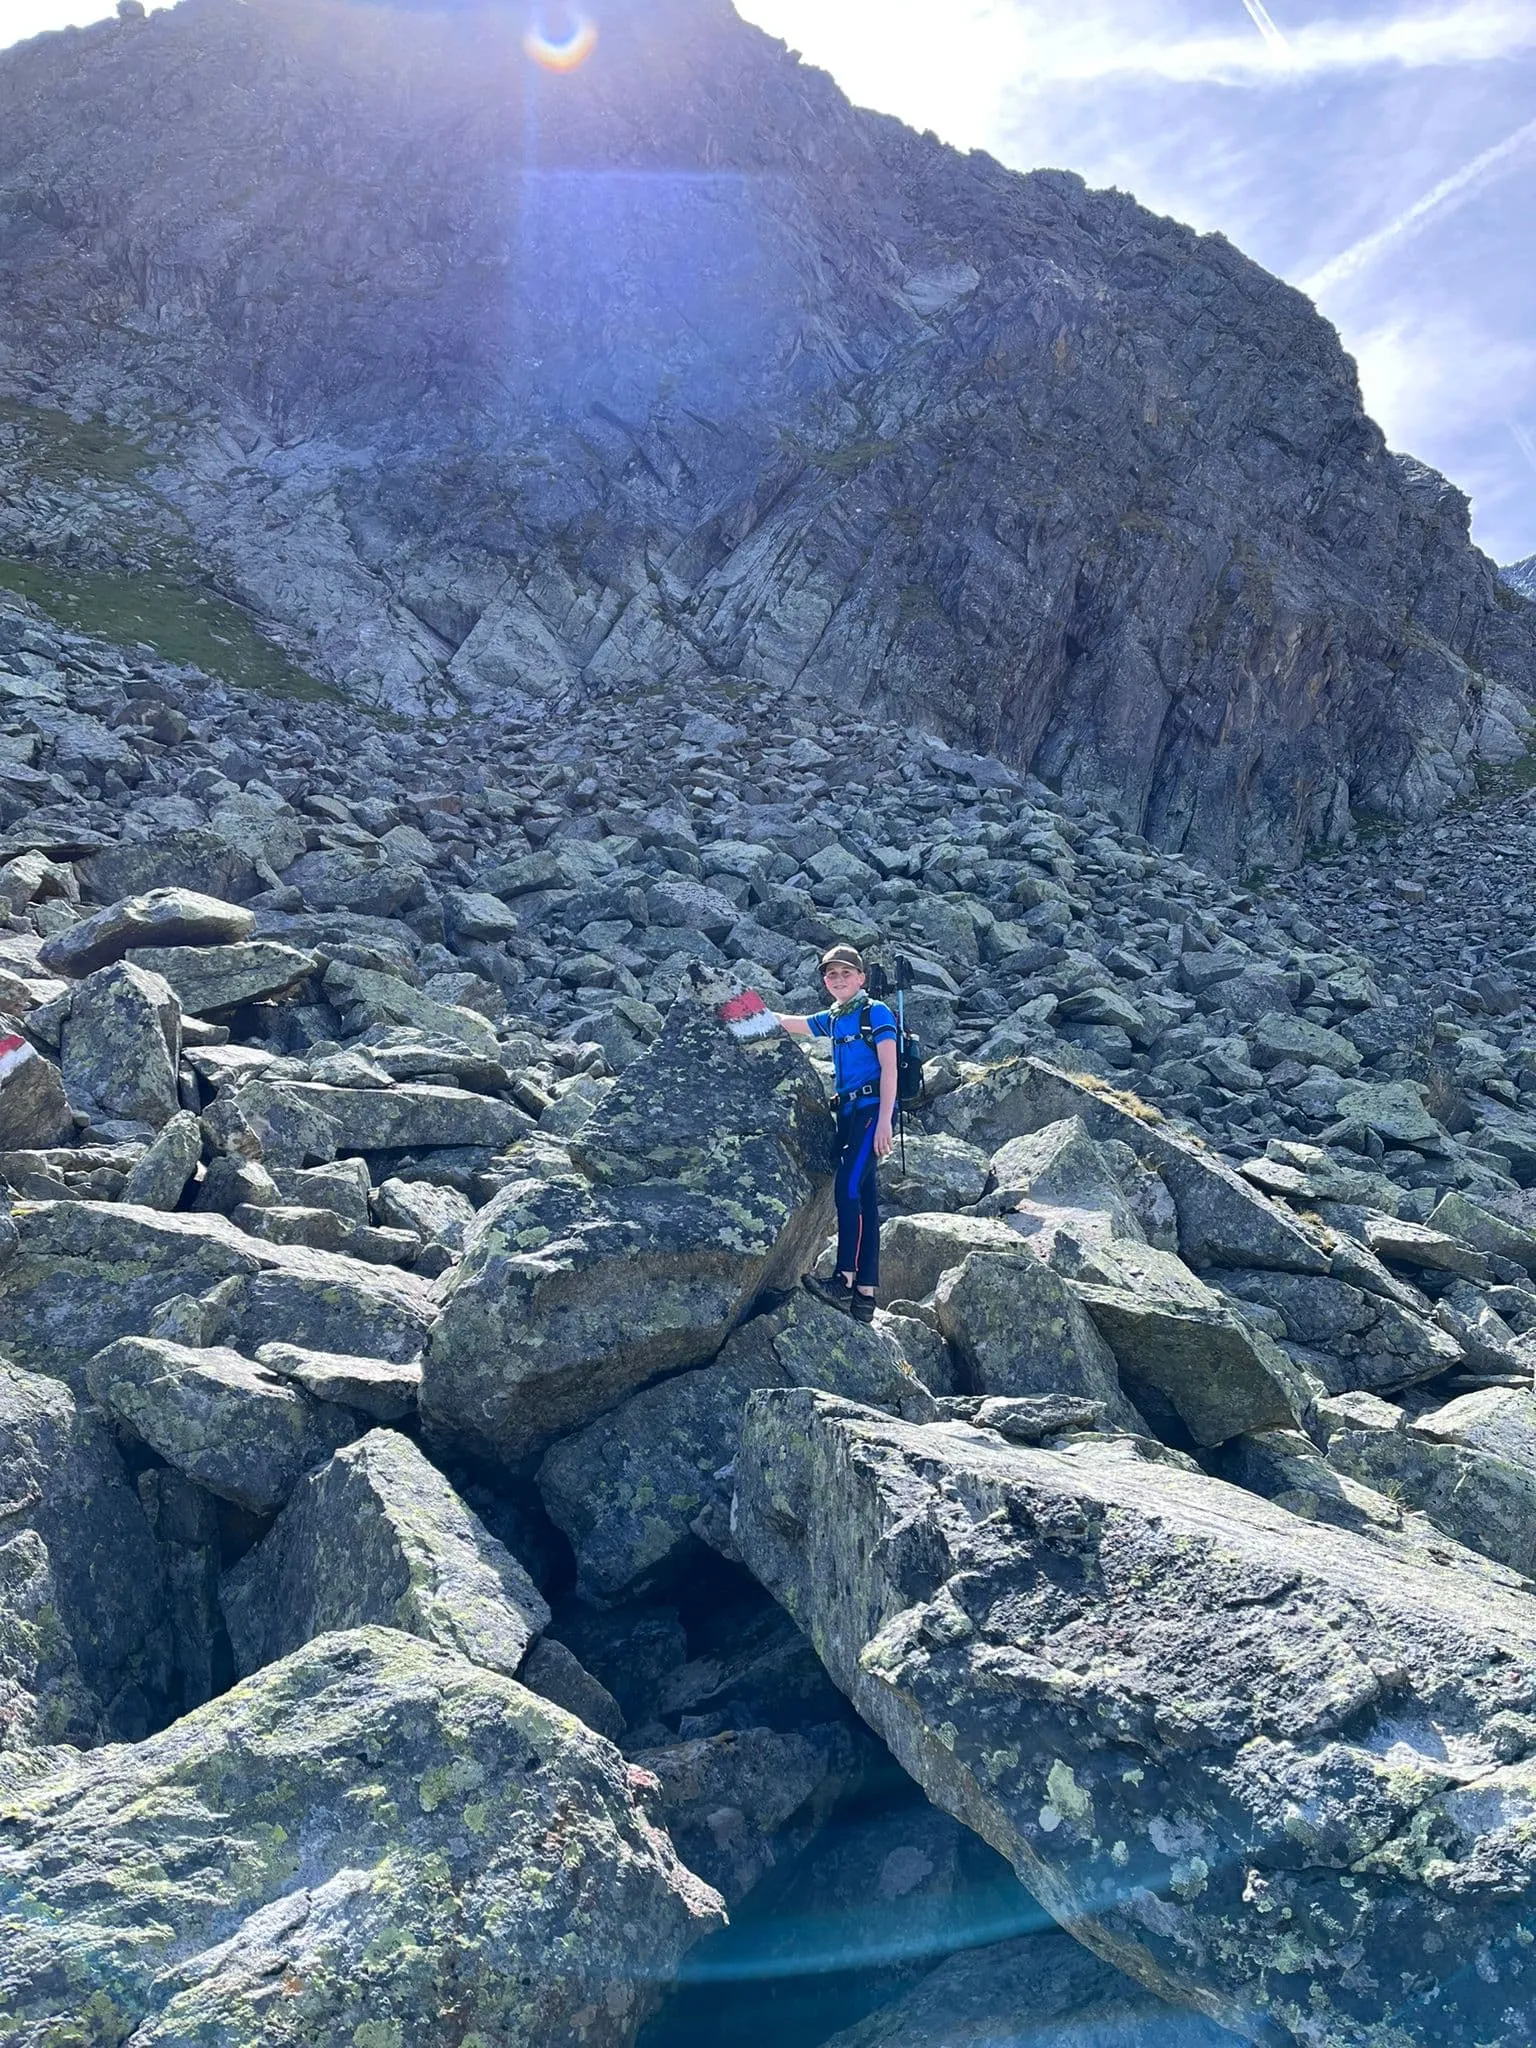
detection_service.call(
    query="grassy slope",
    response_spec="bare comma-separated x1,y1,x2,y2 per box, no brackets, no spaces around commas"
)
0,400,338,703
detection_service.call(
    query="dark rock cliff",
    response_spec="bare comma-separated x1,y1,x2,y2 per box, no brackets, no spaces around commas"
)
1,0,1532,868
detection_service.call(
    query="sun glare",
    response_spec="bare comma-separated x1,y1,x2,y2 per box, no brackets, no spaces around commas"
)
523,11,598,72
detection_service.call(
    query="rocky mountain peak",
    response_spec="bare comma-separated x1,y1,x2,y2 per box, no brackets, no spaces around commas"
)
1,0,1532,870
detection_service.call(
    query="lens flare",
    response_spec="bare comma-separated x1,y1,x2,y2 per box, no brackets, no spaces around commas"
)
523,11,598,72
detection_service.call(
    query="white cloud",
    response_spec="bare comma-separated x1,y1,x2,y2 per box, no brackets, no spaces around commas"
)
1510,421,1536,484
1350,312,1536,446
1304,114,1536,294
739,0,1536,98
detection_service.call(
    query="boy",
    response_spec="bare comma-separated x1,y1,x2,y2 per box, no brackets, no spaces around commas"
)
776,944,897,1322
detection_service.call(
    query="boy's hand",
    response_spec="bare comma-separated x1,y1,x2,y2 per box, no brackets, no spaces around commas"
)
873,1117,895,1159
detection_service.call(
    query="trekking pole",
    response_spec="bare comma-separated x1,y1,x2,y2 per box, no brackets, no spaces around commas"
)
894,965,908,1180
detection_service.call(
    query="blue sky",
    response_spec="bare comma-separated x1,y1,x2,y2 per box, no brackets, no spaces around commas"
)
737,0,1536,566
6,0,1533,564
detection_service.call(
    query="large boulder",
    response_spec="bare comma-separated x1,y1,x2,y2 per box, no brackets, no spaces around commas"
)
985,1116,1142,1234
76,833,263,908
1227,1426,1532,1587
86,1337,362,1515
324,957,503,1057
215,1250,437,1363
1333,1079,1447,1148
0,1201,436,1391
60,959,182,1128
232,1074,529,1162
0,1627,725,2044
628,1722,862,1907
1364,1214,1490,1283
256,1340,421,1420
520,1636,627,1741
0,1359,166,1741
538,1295,935,1602
735,1387,1536,2047
932,1059,1327,1273
818,1928,1242,2048
565,974,834,1194
422,979,835,1464
222,1428,551,1678
127,939,319,1015
0,1529,99,1750
879,1213,1036,1306
1219,1268,1463,1395
207,787,309,874
118,1107,202,1210
930,1251,1144,1429
1328,1388,1536,1579
1056,1239,1301,1446
37,886,257,976
0,1200,265,1388
1428,1188,1536,1274
879,1132,990,1215
1250,1010,1362,1076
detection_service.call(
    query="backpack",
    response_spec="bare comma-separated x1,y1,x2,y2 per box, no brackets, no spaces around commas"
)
855,994,925,1107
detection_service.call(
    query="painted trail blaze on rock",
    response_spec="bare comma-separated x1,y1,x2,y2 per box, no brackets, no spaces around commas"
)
717,986,778,1041
733,1387,1536,2047
0,1031,72,1151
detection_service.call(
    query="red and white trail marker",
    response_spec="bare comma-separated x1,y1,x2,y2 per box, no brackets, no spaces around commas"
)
0,1025,72,1150
0,1031,37,1082
716,988,778,1042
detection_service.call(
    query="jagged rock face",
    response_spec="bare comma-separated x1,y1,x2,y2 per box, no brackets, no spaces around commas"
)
815,1927,1242,2048
2,2,1532,867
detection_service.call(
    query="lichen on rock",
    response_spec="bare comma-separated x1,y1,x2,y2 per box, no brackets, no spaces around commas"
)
0,1626,726,2045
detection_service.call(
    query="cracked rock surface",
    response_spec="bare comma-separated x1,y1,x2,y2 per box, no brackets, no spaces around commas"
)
0,1626,726,2047
735,1386,1536,2047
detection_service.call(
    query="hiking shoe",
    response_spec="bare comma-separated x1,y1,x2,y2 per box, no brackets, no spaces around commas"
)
802,1273,853,1314
850,1291,877,1324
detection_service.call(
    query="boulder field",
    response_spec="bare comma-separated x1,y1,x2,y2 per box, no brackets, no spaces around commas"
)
4,588,1536,2042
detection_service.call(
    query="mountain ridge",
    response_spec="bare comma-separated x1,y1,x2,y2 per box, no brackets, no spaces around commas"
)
0,0,1533,870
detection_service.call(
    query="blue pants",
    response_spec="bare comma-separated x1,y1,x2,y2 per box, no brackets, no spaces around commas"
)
834,1104,881,1290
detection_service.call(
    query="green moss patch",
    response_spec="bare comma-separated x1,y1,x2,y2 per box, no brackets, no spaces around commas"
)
0,396,153,486
0,397,337,703
0,556,338,703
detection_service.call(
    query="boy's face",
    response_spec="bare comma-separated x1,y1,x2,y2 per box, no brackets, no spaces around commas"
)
822,963,866,1002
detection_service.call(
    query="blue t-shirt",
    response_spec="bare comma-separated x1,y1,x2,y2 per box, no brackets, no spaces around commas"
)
809,999,897,1108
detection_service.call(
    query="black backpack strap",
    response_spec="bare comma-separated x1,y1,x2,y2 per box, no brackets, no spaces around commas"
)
829,1002,857,1096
